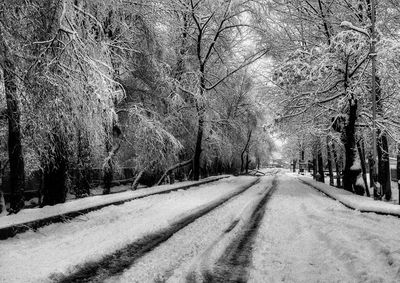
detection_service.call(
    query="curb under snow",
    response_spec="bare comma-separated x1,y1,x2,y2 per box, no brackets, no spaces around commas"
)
0,175,229,240
298,177,400,217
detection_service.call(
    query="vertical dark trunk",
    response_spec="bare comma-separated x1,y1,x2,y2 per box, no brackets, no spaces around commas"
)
299,149,305,174
193,60,206,181
42,159,68,206
368,153,379,198
4,59,25,212
103,136,114,195
41,132,69,206
331,142,342,188
397,144,400,204
75,129,91,198
326,137,334,186
241,130,252,174
312,156,317,180
240,152,245,173
377,132,391,200
193,113,204,181
342,99,358,192
245,152,250,174
292,159,297,173
0,190,5,215
317,145,325,183
357,139,370,197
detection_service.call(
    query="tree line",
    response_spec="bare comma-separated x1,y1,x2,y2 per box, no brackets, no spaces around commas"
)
0,0,275,213
269,0,400,202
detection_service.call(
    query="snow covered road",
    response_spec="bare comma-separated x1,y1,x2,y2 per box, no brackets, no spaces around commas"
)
0,176,261,282
2,171,400,283
249,174,400,283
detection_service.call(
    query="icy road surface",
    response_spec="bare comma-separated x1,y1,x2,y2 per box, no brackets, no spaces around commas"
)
249,174,400,283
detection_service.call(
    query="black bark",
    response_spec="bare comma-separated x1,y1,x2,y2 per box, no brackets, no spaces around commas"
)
193,112,204,181
241,130,252,173
342,99,358,193
317,145,325,183
75,129,91,198
326,137,334,186
41,132,69,206
331,141,342,188
377,132,391,201
357,139,370,197
4,58,25,212
397,144,400,204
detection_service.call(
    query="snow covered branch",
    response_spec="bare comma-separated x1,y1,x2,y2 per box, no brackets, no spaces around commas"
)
340,21,370,38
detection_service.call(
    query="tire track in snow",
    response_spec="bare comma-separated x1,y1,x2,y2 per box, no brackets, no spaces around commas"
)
185,176,278,282
0,176,229,240
51,178,261,283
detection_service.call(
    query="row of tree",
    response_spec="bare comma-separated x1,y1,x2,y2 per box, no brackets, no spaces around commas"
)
0,0,275,213
269,0,400,201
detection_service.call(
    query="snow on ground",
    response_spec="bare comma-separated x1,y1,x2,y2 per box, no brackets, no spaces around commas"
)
249,173,400,283
299,177,400,216
0,176,252,283
290,170,400,204
0,175,227,230
104,176,274,283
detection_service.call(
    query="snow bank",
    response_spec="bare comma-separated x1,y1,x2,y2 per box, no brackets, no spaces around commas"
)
0,175,229,239
298,176,400,216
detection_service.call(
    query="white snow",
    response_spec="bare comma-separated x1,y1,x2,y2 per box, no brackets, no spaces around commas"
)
105,176,274,282
0,175,228,230
0,176,253,283
299,176,400,216
249,173,400,283
182,177,274,282
340,21,370,37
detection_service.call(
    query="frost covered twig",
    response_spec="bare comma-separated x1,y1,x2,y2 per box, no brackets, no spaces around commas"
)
340,21,370,38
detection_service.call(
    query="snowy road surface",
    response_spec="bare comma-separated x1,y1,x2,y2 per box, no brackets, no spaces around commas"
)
1,171,400,283
0,175,260,282
249,174,400,283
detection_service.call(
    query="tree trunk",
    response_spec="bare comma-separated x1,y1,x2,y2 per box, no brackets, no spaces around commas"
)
41,159,68,206
342,99,358,193
312,157,317,180
241,130,252,173
357,139,370,197
103,137,120,195
245,152,250,174
4,59,25,212
157,158,192,186
326,137,334,186
397,144,400,205
0,190,6,215
41,132,69,206
317,145,325,183
368,153,379,198
193,113,204,181
377,132,391,201
292,159,297,173
131,170,144,190
75,129,91,198
331,139,341,188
